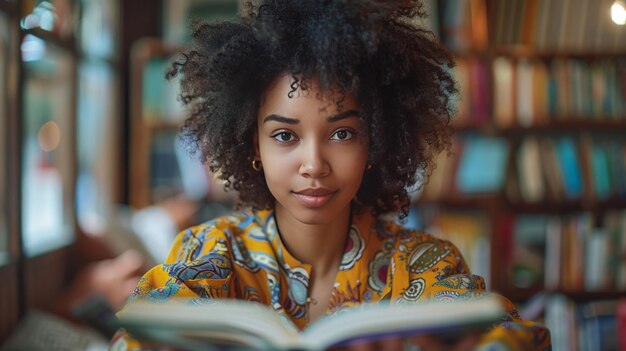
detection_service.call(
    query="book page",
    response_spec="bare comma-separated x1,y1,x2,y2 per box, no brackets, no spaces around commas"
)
119,296,506,350
119,299,302,349
301,295,505,349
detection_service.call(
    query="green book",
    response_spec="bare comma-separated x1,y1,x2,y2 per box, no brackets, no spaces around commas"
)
591,142,612,200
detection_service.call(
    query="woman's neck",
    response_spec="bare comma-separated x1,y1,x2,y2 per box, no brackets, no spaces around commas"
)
273,204,351,276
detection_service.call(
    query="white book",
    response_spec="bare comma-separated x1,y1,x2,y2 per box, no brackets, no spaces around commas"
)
117,295,507,351
584,228,609,291
516,59,535,128
492,57,514,128
517,136,544,203
544,217,563,291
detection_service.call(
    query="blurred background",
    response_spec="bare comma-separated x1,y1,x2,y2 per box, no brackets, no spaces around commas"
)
0,0,624,350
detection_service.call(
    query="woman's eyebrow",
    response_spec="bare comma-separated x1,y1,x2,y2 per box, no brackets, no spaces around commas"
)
263,109,360,124
263,114,299,124
327,109,359,122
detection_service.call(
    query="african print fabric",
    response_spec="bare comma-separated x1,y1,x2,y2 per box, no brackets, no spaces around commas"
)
110,209,550,350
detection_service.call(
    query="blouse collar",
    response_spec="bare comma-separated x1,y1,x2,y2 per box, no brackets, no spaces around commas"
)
251,208,375,270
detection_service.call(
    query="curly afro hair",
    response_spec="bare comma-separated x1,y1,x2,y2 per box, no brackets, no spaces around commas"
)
168,0,456,218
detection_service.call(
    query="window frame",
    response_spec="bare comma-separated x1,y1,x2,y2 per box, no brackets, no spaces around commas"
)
0,0,159,344
0,0,81,341
0,1,23,342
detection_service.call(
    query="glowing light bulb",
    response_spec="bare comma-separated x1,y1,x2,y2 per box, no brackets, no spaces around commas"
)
612,0,626,25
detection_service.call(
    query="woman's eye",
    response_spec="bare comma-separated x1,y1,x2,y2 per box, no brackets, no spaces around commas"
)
331,129,354,141
272,131,296,142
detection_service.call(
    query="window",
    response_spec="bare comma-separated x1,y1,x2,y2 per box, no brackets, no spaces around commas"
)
76,60,119,234
79,0,118,58
21,35,75,257
20,0,75,39
75,0,120,235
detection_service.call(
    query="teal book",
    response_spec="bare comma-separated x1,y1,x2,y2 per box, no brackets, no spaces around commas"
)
456,136,509,194
607,140,626,197
555,138,583,199
441,0,469,51
547,62,560,117
591,142,611,200
513,214,549,289
141,58,168,119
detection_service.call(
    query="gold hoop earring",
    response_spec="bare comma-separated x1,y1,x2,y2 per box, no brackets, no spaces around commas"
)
252,159,262,172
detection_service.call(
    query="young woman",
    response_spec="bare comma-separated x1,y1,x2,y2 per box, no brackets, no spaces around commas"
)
112,1,550,350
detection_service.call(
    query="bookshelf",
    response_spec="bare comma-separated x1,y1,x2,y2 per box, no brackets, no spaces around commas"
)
126,0,623,348
129,1,241,210
129,38,184,209
0,0,133,343
129,39,236,209
414,0,625,348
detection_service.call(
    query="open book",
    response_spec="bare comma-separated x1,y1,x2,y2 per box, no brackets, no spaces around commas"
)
117,295,506,351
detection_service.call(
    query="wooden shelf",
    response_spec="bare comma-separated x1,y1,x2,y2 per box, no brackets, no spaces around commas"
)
416,194,503,209
501,119,626,134
554,289,626,302
453,46,626,59
417,195,626,214
130,38,184,208
496,287,543,302
507,198,626,214
0,1,18,13
489,47,626,59
144,118,184,131
455,119,626,135
501,287,626,302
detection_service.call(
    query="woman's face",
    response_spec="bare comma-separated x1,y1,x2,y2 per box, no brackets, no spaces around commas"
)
256,74,368,225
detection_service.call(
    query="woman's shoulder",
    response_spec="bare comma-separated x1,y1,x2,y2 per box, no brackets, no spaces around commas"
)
126,211,267,303
197,209,260,230
372,215,457,247
372,215,470,268
165,209,265,263
183,209,264,239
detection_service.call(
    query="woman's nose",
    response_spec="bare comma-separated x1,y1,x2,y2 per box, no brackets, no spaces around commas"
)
298,141,330,178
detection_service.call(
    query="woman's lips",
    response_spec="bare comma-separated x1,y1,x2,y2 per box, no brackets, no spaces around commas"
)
292,190,336,208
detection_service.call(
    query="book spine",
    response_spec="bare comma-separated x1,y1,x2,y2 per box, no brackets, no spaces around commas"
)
544,217,562,291
618,210,626,290
516,137,544,203
492,56,515,128
544,295,621,351
619,299,626,349
511,136,626,204
495,58,626,125
516,59,534,127
585,229,609,291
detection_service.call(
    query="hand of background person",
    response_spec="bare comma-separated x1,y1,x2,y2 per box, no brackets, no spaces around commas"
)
76,249,145,310
53,250,144,323
158,195,201,231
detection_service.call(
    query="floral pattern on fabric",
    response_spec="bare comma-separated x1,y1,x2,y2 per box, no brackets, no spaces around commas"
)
111,209,550,351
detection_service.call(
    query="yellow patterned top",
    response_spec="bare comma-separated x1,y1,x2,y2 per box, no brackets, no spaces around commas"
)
110,209,550,350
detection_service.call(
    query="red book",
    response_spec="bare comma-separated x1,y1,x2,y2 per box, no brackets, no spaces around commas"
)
619,299,626,351
469,58,490,125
